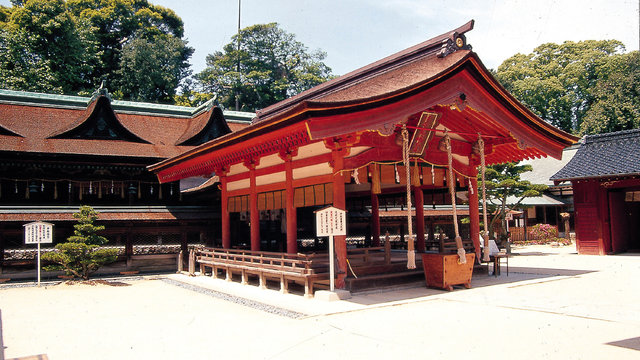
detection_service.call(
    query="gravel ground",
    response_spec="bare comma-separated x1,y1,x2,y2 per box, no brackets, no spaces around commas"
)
1,244,639,360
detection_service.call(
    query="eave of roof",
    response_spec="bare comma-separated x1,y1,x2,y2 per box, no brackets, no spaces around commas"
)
0,206,217,222
551,129,640,181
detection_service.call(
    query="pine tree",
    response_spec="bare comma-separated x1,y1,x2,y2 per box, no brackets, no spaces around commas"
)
42,206,118,280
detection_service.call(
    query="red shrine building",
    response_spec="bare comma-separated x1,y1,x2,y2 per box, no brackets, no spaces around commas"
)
552,129,640,255
150,21,578,289
0,88,253,277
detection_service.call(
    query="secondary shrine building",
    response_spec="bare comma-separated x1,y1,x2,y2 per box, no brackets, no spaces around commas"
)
0,88,253,277
552,129,640,255
150,21,577,288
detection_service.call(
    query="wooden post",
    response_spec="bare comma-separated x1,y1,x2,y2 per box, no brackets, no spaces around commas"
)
248,161,260,251
220,170,231,249
0,229,4,273
188,249,195,276
469,177,481,260
414,187,425,252
281,150,298,253
181,230,188,270
177,250,183,273
330,146,348,289
125,230,133,269
371,190,380,247
384,231,391,264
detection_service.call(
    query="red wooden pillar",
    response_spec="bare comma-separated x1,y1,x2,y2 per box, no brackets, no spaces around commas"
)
219,168,231,249
247,161,260,251
330,145,348,289
280,149,298,253
371,190,380,247
414,187,425,252
469,177,481,259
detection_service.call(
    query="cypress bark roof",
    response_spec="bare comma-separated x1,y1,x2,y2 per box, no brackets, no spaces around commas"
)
0,89,253,159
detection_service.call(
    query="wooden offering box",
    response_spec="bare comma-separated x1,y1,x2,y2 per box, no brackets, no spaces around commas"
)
422,253,475,291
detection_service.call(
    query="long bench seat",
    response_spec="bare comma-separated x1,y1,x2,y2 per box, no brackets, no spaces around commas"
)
195,247,328,298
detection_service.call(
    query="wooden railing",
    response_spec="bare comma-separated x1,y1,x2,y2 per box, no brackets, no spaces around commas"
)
195,247,327,298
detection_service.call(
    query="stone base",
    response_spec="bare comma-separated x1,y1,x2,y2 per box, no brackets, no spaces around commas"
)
314,289,352,301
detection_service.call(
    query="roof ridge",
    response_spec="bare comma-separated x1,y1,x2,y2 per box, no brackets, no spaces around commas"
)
254,20,475,123
0,88,254,119
584,128,640,144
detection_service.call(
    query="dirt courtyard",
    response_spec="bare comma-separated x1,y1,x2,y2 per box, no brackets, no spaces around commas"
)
1,244,639,359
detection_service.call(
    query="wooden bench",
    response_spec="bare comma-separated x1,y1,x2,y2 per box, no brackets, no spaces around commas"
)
196,248,328,298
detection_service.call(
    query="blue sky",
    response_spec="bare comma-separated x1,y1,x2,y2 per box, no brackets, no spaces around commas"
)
2,0,638,76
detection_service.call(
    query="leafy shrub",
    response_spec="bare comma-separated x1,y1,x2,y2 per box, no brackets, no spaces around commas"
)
42,206,118,280
529,223,558,240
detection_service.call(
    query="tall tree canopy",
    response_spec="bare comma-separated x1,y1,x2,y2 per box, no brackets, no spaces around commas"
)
0,0,192,103
197,22,333,112
495,40,632,134
579,51,640,134
0,0,98,93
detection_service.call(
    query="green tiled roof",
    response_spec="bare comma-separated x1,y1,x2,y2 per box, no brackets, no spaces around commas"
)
0,88,254,121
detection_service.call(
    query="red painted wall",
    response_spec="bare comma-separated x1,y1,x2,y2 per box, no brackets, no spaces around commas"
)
573,180,606,255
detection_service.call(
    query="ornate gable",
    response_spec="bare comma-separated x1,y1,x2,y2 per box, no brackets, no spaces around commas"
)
50,95,150,143
178,107,232,146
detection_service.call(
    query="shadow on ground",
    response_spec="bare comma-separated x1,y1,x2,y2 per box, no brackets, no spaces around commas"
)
606,337,640,351
345,266,596,306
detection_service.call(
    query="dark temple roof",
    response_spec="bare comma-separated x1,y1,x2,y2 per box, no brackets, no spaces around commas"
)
551,129,640,181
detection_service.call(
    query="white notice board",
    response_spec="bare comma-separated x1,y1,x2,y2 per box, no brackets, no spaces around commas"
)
315,206,346,237
24,221,54,244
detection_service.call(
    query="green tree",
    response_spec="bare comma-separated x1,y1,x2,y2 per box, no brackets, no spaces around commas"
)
580,51,640,134
482,163,547,245
115,33,193,103
42,206,118,280
68,0,192,101
197,22,332,111
0,0,192,102
0,0,99,94
496,40,625,133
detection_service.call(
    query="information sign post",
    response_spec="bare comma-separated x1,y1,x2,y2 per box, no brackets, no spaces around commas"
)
24,221,54,287
315,206,346,292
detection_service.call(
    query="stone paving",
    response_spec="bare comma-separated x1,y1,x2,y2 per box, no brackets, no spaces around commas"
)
1,244,639,359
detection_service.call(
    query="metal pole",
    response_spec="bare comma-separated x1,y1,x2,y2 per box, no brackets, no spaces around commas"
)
235,0,241,111
1,309,5,360
329,235,335,291
37,242,41,287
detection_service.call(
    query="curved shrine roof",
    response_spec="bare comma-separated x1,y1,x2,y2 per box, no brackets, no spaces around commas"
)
149,20,579,183
0,89,254,159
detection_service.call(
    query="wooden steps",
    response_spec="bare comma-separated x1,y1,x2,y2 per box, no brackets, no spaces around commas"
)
344,270,424,292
